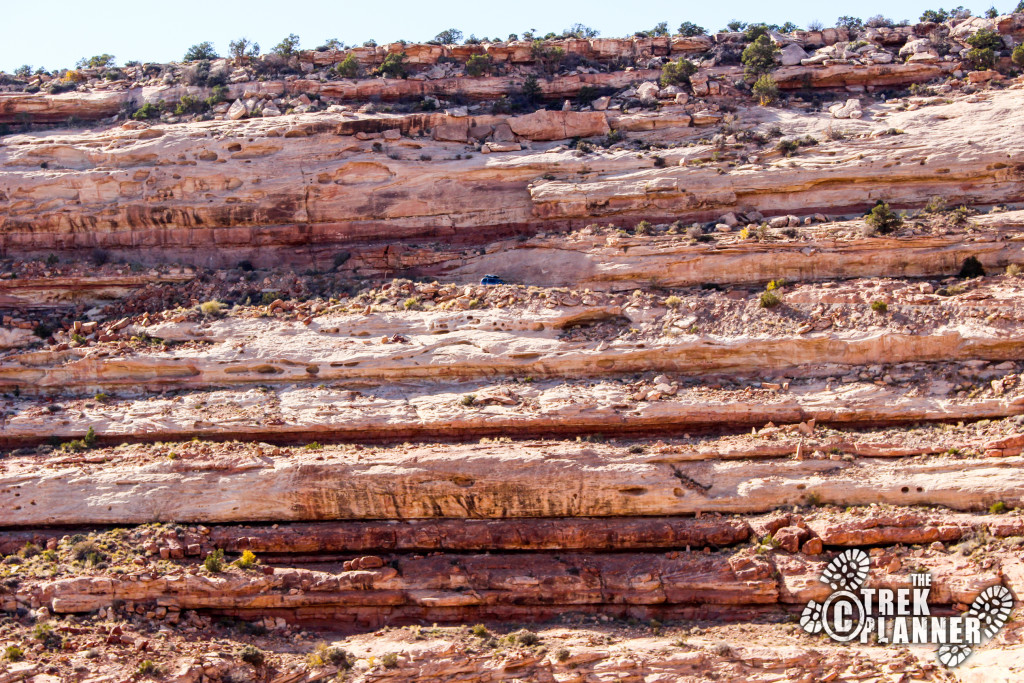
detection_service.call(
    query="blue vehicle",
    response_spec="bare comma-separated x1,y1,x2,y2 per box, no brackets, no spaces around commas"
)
480,274,506,285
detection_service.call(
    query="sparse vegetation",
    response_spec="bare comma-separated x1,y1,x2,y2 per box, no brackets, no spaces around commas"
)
229,37,260,61
374,52,409,79
204,549,225,573
137,660,160,677
759,290,781,308
334,54,359,78
741,35,780,77
752,73,779,105
199,299,225,316
60,426,97,453
660,58,697,87
864,201,903,235
272,34,301,58
183,42,219,62
871,300,888,313
433,29,464,45
240,645,265,666
959,256,985,279
235,550,258,569
465,54,493,77
677,22,706,37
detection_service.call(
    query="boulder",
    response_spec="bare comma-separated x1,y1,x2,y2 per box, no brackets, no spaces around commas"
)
691,110,722,125
491,122,516,142
506,110,610,141
829,98,862,119
774,526,810,553
899,38,931,58
433,119,470,142
226,99,247,120
636,81,660,104
780,44,809,66
482,141,522,153
468,124,494,140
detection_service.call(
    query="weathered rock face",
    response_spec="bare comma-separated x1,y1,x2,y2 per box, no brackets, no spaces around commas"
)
5,441,1024,526
6,19,1024,683
3,89,1024,264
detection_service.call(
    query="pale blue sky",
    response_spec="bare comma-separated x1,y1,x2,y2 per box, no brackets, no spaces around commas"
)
1,0,1014,73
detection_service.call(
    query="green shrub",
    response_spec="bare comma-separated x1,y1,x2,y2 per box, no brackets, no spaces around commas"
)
513,629,541,646
759,290,781,308
864,201,903,234
967,28,1004,52
60,426,97,453
272,34,301,57
677,22,706,36
1013,44,1024,69
374,52,408,78
990,501,1007,514
466,54,493,77
183,42,219,61
871,300,888,313
32,623,62,649
920,9,949,22
174,94,208,116
4,645,24,662
837,16,865,33
741,35,779,77
665,295,682,308
959,256,985,279
335,54,359,78
229,37,261,61
743,24,771,42
380,652,399,668
137,660,160,676
205,85,229,108
434,29,464,44
240,645,265,666
522,74,542,102
752,73,779,105
531,41,566,74
470,623,490,637
204,549,225,573
76,54,116,69
556,647,571,661
199,300,225,315
460,394,476,406
660,58,697,87
132,101,163,120
966,47,996,70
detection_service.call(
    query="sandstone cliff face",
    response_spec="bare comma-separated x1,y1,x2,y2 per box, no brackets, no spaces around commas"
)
4,18,1024,683
3,89,1024,265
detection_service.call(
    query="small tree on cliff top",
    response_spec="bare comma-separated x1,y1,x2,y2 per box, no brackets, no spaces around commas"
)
660,58,697,87
741,35,779,78
183,42,218,62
